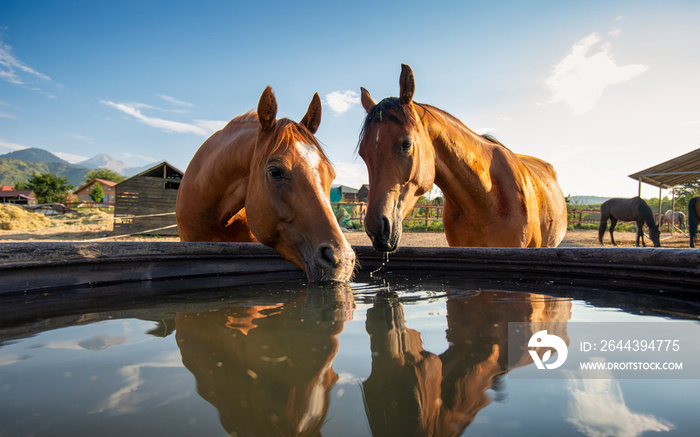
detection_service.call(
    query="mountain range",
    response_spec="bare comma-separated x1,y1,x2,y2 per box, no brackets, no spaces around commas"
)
0,147,157,187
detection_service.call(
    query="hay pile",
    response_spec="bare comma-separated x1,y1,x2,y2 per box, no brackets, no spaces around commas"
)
0,204,53,230
0,204,113,231
55,209,113,227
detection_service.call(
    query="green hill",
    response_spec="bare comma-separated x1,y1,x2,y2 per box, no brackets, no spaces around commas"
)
0,147,70,164
0,158,90,188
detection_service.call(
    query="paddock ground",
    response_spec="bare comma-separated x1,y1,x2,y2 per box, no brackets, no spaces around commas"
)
0,222,693,248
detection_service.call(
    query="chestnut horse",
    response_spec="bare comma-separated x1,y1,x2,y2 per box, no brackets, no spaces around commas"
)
358,64,567,251
176,87,355,282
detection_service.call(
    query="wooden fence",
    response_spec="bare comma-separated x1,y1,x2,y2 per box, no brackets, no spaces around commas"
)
332,202,444,229
334,204,622,229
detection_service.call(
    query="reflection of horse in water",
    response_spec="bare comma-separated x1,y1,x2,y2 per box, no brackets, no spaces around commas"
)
660,210,686,230
690,197,700,248
598,197,661,247
362,292,571,436
175,285,354,436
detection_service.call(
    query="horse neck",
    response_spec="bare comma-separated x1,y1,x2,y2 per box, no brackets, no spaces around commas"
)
198,119,258,208
417,104,500,206
640,203,658,229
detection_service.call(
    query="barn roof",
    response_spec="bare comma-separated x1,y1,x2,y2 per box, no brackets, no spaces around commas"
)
73,178,118,194
0,190,35,200
125,161,185,181
331,184,359,194
628,147,700,189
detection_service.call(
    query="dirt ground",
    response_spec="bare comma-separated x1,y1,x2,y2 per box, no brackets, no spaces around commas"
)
0,222,693,248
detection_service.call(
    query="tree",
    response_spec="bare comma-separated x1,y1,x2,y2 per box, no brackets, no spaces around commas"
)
83,168,126,184
13,180,28,190
25,172,75,204
674,182,700,212
89,182,105,203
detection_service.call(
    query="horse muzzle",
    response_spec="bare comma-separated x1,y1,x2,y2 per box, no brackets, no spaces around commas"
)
365,213,402,252
305,242,356,282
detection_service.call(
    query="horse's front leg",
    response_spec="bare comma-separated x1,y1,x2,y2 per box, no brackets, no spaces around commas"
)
609,218,618,246
637,220,645,247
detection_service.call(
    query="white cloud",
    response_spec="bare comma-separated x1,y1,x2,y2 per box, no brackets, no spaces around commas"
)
68,134,95,144
53,151,88,163
124,152,157,163
101,100,225,136
544,32,649,114
0,139,27,153
332,161,368,188
0,39,51,85
325,90,360,116
0,112,17,120
157,94,194,107
193,118,228,133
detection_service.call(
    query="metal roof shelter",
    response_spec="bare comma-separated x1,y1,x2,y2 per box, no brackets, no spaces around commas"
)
628,147,700,191
628,147,700,230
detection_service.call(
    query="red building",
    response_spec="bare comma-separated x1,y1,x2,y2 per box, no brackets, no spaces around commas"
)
73,178,118,205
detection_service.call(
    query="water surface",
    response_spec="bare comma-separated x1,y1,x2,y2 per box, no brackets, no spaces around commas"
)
1,274,699,436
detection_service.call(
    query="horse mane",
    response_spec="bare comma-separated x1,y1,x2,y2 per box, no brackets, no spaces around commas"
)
689,197,700,245
255,117,328,168
636,197,658,229
223,111,258,129
357,97,511,153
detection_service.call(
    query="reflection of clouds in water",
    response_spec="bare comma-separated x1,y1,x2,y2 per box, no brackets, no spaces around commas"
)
566,365,673,437
336,372,363,385
0,353,27,366
92,351,183,415
45,335,128,351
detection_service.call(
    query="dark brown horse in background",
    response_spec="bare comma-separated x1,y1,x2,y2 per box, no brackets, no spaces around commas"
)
598,197,661,247
689,196,700,248
176,87,355,282
357,64,567,251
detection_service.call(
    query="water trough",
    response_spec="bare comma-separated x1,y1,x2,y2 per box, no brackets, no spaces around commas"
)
2,242,699,296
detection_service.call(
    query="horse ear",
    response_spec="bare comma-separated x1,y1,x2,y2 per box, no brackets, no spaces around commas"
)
257,86,277,131
361,87,376,113
399,64,415,105
300,92,322,134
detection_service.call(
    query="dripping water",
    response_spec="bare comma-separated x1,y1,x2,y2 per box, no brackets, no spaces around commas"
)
369,252,390,278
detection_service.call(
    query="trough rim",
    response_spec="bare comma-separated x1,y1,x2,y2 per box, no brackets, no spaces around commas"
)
0,242,698,295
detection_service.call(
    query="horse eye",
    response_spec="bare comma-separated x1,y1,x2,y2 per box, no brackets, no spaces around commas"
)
401,139,413,151
267,167,283,179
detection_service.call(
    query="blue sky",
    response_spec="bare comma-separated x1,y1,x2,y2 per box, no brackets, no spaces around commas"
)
1,0,699,198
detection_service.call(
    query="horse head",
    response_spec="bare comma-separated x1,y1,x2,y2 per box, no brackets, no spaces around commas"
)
246,87,355,281
358,64,436,252
649,224,661,247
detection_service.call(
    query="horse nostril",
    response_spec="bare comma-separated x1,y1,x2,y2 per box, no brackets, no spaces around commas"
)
318,244,339,267
381,215,391,240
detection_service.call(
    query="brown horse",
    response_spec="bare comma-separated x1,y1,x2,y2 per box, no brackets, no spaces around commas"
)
598,197,660,247
176,87,355,282
689,196,700,248
358,64,567,251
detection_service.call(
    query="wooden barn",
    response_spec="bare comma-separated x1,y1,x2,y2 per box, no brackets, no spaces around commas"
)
358,184,369,203
0,190,36,205
113,162,183,236
330,185,359,203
